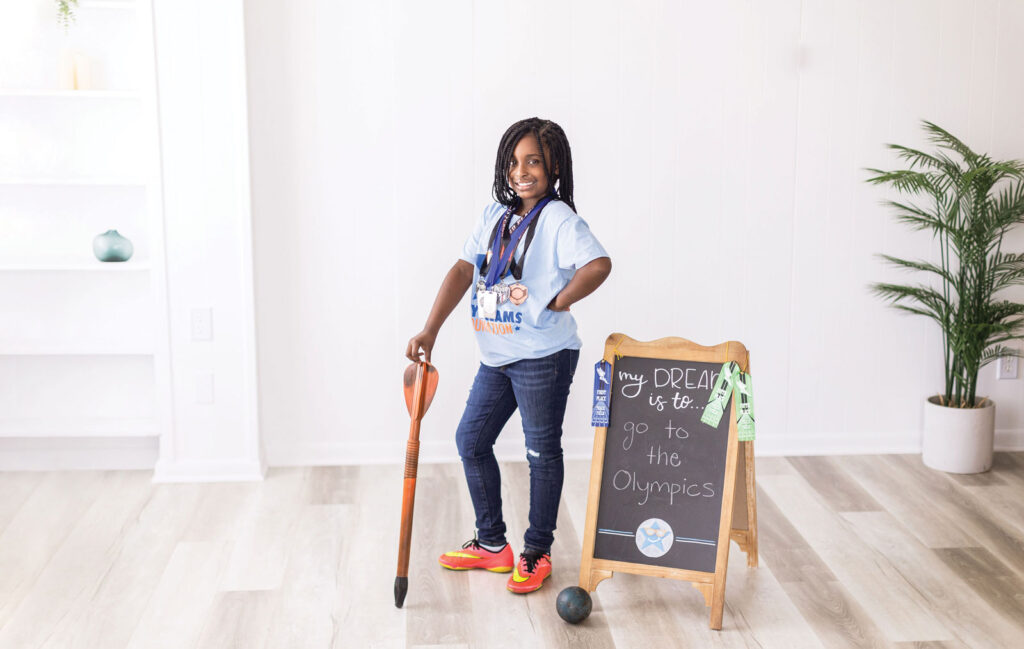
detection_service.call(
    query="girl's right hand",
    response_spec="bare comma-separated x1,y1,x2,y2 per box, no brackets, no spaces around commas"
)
406,330,437,363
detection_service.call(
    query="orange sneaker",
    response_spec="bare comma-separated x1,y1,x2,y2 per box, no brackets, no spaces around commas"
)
506,549,551,593
438,539,514,573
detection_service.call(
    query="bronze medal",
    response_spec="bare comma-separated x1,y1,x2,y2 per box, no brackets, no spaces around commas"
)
509,283,528,306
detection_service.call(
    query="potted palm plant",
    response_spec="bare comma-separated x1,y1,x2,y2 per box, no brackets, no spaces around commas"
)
868,121,1024,474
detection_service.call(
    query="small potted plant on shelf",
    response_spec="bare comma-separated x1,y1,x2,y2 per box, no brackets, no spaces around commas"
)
56,0,92,90
868,121,1024,474
57,0,78,31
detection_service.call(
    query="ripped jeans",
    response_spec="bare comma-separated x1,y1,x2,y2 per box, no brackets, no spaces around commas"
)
455,348,579,554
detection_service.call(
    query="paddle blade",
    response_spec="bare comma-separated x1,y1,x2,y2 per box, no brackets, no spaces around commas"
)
403,362,439,418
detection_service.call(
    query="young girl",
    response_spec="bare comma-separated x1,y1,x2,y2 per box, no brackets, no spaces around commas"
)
406,117,611,594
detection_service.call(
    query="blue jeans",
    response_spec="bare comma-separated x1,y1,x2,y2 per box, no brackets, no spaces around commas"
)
455,348,580,554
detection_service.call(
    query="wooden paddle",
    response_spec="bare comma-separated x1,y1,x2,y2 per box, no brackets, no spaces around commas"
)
394,360,439,608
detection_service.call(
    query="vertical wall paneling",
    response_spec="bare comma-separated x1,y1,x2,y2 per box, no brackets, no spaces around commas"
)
244,0,1024,465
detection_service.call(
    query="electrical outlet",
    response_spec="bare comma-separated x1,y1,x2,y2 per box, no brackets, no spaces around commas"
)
191,308,213,341
196,373,214,404
997,355,1019,380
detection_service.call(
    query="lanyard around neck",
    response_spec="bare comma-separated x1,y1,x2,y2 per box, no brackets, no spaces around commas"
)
481,195,553,287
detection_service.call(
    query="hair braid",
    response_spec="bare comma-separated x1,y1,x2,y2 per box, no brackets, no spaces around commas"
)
492,117,576,213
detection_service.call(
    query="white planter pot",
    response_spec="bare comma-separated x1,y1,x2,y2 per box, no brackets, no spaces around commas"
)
921,396,995,474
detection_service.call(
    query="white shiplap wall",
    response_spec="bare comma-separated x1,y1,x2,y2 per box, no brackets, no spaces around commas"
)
243,0,1024,466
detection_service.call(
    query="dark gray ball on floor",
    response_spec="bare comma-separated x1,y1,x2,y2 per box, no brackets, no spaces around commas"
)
555,586,593,624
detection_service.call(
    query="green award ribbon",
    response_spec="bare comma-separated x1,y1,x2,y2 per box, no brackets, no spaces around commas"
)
734,371,755,441
701,361,738,427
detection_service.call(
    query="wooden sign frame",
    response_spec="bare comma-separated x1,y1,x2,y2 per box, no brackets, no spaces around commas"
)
578,334,758,630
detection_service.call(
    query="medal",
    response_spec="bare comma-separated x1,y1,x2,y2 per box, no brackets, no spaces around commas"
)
509,283,528,306
478,290,497,319
494,282,511,304
476,278,486,294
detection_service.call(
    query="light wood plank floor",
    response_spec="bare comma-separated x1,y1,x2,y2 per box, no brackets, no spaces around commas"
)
1,453,1023,648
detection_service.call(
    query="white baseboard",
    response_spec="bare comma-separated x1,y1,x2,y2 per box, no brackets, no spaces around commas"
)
995,428,1024,451
4,430,1018,475
267,429,1024,467
753,432,922,457
0,436,158,471
152,457,266,483
754,429,1024,456
267,435,599,467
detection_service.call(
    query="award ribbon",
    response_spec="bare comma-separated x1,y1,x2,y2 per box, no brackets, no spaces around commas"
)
481,195,554,288
734,371,755,441
591,359,611,427
701,361,738,428
699,360,756,441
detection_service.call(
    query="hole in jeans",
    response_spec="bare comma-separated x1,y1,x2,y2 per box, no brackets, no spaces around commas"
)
527,448,540,458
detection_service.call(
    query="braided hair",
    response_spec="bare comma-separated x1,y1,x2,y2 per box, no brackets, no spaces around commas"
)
492,117,576,212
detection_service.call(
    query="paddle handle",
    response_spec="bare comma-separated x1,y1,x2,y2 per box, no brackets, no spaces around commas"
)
396,421,421,579
396,477,416,577
395,362,429,608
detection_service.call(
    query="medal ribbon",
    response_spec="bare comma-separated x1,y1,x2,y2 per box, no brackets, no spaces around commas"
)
482,195,554,288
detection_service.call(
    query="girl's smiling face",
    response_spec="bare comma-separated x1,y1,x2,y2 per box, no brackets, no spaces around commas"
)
508,135,553,208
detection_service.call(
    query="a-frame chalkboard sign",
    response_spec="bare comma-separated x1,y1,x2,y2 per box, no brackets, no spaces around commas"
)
579,334,758,630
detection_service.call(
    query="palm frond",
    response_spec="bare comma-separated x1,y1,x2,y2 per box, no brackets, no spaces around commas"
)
922,121,977,161
980,345,1022,367
865,169,939,196
876,254,955,284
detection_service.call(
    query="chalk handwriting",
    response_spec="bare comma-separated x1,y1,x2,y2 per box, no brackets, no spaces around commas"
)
622,421,648,451
618,371,647,398
653,367,719,391
612,469,715,506
671,393,694,410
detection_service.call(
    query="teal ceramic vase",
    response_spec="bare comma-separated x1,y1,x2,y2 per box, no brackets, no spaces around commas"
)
93,230,134,262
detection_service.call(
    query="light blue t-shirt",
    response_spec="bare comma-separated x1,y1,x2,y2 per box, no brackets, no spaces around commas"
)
459,200,609,366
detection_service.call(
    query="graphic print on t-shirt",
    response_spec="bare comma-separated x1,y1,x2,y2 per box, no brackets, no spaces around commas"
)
470,266,523,337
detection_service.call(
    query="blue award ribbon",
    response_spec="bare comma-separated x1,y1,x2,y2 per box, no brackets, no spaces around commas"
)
592,359,611,427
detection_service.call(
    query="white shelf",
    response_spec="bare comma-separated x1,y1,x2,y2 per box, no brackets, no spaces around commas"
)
80,1,138,10
0,349,153,357
0,417,155,438
0,177,146,187
0,261,150,272
0,89,140,99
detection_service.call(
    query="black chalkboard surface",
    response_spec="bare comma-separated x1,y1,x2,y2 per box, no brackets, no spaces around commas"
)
593,355,731,573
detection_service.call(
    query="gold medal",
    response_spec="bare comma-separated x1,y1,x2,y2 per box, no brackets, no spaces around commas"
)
509,283,528,306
